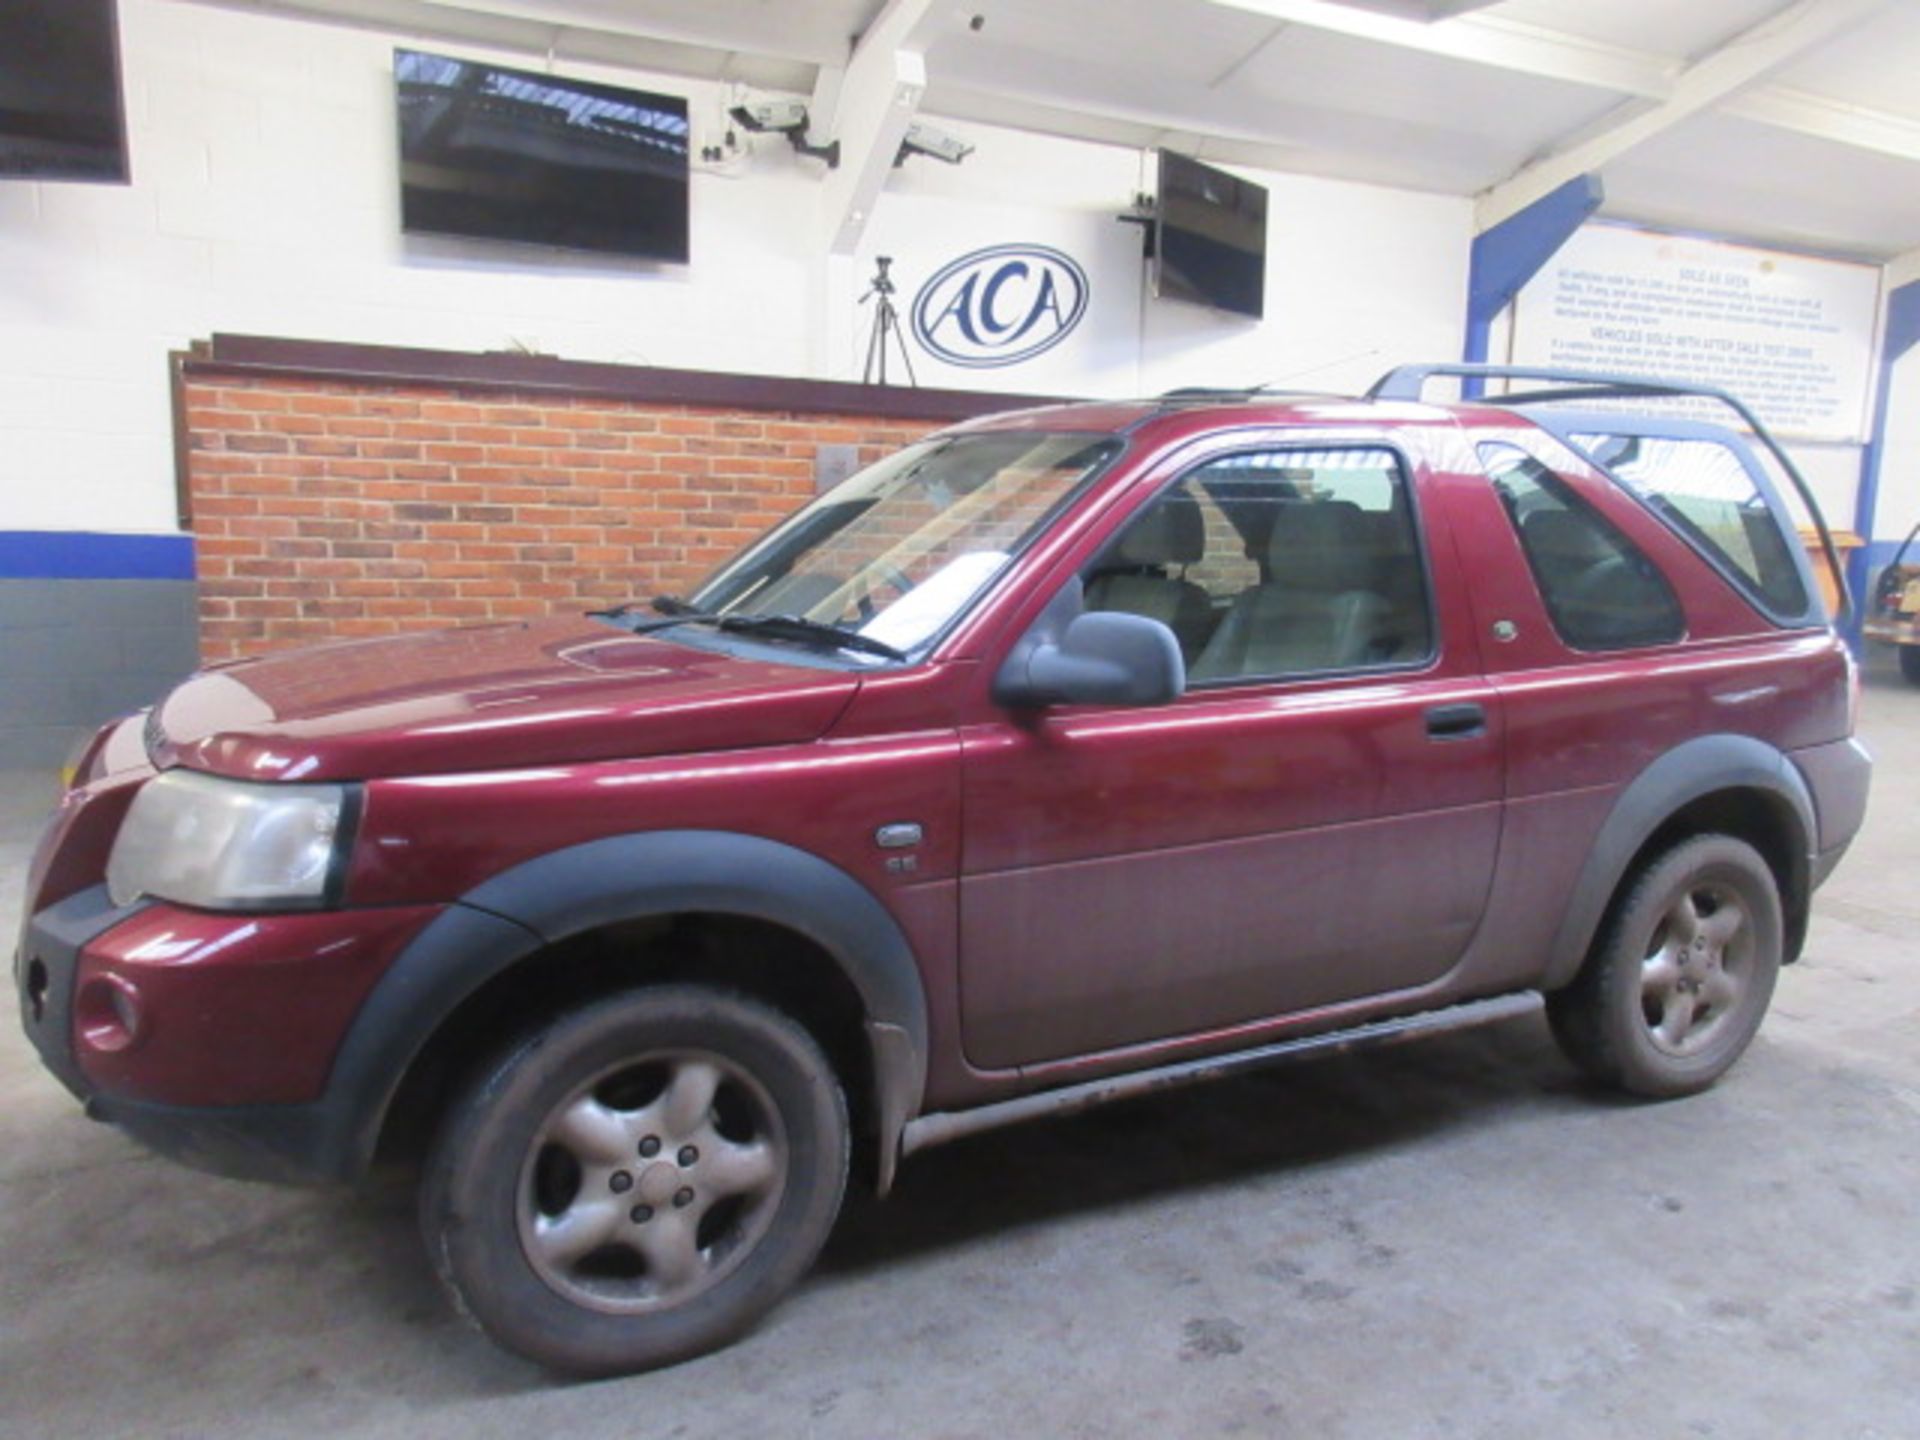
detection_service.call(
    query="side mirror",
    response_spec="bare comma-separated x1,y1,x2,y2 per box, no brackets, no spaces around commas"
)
997,610,1187,708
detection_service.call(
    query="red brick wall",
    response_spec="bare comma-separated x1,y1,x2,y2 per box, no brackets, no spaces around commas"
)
182,374,950,662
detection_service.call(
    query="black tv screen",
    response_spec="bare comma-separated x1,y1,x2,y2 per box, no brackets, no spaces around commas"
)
0,0,130,184
395,49,689,262
1155,150,1267,320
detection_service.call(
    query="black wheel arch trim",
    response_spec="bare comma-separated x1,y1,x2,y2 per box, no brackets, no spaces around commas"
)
319,830,931,1187
1541,733,1814,991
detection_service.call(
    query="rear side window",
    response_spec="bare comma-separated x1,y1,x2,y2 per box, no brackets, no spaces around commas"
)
1479,443,1684,652
1570,432,1810,620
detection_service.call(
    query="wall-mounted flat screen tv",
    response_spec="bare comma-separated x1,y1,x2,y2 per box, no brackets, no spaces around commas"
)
395,49,689,262
0,0,130,184
1154,150,1267,320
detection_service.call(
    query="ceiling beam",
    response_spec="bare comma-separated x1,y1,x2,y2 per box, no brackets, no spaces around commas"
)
929,70,1317,156
1724,86,1920,164
214,0,1920,194
817,0,951,257
924,82,1329,180
362,0,864,64
1206,0,1920,175
1889,247,1920,290
190,0,822,86
1475,0,1891,232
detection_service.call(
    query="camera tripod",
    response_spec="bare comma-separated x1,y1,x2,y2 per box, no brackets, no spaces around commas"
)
859,255,918,387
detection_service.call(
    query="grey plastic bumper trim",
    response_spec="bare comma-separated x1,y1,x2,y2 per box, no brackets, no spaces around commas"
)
901,991,1543,1157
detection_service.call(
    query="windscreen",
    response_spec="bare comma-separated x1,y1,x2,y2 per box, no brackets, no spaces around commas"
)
689,432,1122,656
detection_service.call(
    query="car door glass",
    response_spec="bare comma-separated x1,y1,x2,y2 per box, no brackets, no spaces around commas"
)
1569,431,1810,620
1480,442,1684,651
1085,447,1433,682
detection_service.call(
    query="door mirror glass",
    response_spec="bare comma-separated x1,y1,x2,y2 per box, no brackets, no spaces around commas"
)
999,611,1186,707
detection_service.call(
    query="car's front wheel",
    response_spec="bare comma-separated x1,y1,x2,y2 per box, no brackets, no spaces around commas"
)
421,985,849,1375
1547,834,1783,1098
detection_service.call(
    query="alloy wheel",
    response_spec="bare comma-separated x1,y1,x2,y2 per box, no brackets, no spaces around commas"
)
517,1050,788,1313
1639,883,1752,1057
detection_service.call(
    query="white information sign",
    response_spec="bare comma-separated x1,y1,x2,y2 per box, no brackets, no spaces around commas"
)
1510,225,1881,443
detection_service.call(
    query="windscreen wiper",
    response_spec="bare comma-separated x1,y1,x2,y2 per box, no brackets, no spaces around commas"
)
648,594,706,616
588,595,719,632
715,613,908,662
591,598,907,661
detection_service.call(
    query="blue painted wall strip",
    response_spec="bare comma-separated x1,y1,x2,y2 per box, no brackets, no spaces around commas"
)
1847,278,1920,643
0,531,197,581
1463,174,1605,394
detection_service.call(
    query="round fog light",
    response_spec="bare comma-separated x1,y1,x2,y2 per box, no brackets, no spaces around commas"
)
76,975,144,1054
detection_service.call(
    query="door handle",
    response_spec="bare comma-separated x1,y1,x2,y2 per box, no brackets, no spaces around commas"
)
1424,702,1486,740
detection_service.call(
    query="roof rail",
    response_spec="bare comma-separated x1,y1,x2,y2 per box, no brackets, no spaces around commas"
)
1152,384,1343,405
1155,385,1265,402
1369,363,1850,624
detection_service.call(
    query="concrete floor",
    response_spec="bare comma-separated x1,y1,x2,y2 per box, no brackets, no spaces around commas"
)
4,661,1918,1440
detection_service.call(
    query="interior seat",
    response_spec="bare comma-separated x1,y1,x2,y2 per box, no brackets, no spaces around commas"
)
1521,507,1672,646
1191,500,1387,680
1521,508,1611,575
1084,492,1216,661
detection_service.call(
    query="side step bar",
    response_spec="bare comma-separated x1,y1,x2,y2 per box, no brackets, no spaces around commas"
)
900,991,1544,1157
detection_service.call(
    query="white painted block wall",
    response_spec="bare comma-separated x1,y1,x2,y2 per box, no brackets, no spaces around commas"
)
0,0,1475,538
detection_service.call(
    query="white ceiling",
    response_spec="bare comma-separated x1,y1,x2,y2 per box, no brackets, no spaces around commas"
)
205,0,1920,262
1480,0,1790,60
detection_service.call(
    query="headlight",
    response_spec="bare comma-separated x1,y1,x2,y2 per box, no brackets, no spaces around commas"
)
106,770,354,911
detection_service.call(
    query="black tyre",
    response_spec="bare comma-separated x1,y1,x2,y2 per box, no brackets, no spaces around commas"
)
1899,644,1920,686
421,985,849,1375
1547,834,1783,1098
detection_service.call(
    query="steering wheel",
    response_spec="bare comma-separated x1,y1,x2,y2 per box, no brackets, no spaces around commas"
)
852,562,916,621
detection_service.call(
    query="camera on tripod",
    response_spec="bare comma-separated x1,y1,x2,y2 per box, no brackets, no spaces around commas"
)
859,255,915,387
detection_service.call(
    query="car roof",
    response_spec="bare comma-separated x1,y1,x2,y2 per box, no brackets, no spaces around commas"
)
943,392,1462,443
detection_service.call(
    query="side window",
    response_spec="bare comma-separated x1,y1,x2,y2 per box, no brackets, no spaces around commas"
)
1570,432,1811,620
1479,442,1684,652
1085,447,1433,683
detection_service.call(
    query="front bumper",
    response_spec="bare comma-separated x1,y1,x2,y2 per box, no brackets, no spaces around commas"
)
16,885,127,1103
16,885,438,1184
80,1094,352,1186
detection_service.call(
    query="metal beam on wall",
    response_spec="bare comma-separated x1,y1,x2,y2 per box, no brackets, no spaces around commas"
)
1462,173,1604,394
1849,272,1920,634
1888,246,1920,291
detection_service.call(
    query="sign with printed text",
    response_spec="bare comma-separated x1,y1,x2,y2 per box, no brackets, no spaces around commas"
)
1510,224,1882,443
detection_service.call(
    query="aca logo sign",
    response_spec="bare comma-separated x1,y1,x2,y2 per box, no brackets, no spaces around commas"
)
911,244,1089,368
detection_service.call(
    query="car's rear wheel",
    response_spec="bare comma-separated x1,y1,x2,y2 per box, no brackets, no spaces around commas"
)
420,985,848,1375
1547,834,1783,1098
1899,643,1920,686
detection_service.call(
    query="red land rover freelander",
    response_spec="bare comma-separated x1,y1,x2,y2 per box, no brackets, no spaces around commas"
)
16,365,1871,1374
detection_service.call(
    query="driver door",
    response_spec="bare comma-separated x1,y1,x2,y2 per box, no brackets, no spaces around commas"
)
957,440,1503,1070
